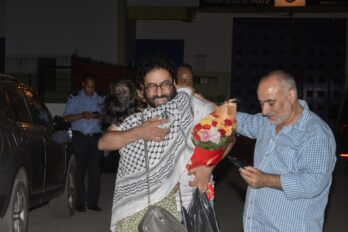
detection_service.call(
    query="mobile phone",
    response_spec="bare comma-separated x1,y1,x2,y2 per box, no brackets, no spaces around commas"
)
227,156,245,169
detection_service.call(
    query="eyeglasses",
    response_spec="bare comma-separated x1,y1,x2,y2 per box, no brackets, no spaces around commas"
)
145,81,173,92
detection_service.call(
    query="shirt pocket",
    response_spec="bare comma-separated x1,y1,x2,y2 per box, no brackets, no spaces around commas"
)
272,144,298,172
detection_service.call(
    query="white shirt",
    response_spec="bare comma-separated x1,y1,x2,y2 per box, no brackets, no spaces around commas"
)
177,95,215,209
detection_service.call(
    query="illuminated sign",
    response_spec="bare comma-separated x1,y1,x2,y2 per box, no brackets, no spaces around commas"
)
200,0,348,7
275,0,305,7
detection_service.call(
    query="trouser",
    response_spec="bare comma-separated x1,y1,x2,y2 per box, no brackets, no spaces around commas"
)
72,132,102,207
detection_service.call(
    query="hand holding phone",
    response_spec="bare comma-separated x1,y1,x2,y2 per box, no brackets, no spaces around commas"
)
227,156,245,169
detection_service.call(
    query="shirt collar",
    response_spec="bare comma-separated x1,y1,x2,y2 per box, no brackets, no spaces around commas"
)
265,99,310,133
293,99,310,131
79,89,96,98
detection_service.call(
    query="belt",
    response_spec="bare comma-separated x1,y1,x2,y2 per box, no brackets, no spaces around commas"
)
72,130,102,137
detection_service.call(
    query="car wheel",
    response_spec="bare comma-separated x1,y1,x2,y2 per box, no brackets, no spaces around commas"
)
0,169,29,232
49,155,76,217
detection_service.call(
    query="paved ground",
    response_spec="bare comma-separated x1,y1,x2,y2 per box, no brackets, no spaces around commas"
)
28,137,348,232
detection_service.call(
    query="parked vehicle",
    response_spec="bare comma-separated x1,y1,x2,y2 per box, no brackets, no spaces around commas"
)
336,90,348,169
0,74,76,232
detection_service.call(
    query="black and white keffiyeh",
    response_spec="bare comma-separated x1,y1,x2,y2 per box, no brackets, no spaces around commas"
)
111,90,194,230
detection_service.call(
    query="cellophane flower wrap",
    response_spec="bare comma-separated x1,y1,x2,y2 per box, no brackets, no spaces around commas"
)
187,100,237,171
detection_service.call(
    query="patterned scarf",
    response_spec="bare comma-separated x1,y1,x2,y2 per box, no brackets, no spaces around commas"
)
111,91,194,230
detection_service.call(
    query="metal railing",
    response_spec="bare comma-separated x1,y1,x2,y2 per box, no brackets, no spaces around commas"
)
5,55,73,103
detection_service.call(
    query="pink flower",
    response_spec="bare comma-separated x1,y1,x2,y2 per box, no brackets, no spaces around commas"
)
207,128,221,144
199,130,210,142
198,128,221,144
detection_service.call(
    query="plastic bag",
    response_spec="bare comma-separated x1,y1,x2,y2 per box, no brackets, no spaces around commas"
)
187,188,220,232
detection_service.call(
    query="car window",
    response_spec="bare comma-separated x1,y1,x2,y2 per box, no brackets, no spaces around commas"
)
22,89,51,126
341,94,348,121
5,87,31,123
0,88,12,119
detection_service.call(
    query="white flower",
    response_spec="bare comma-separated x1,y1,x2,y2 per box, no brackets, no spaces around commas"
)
198,127,221,144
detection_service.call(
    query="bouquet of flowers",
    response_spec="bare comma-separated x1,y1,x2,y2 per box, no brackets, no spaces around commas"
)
186,100,237,200
187,100,237,170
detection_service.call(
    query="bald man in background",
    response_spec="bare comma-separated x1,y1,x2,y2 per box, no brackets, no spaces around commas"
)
176,63,194,87
176,63,209,102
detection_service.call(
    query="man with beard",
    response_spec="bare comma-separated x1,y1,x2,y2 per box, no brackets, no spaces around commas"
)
98,54,230,231
236,70,336,232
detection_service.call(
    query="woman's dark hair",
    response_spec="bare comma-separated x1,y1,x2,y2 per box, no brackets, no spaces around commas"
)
102,78,144,126
136,54,177,85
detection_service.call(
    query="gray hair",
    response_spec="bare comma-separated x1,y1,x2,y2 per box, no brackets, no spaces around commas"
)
261,70,297,97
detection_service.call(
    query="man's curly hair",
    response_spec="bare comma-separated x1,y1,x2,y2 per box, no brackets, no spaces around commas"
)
136,54,177,85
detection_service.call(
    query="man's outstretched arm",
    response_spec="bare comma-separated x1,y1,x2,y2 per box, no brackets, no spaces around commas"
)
98,119,170,151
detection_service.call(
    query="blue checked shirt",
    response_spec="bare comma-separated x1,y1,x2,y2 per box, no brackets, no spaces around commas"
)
63,89,104,134
236,100,336,232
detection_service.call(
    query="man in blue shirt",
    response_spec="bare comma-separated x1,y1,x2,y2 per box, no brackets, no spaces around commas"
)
237,70,336,231
63,75,104,212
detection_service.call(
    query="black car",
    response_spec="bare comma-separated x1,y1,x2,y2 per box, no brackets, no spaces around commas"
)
0,74,76,232
336,91,348,159
335,90,348,174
